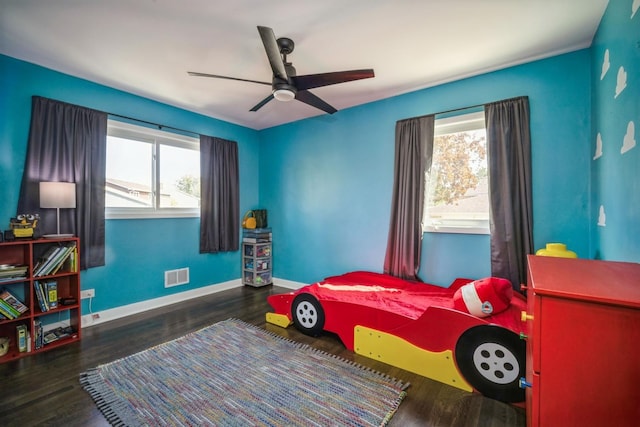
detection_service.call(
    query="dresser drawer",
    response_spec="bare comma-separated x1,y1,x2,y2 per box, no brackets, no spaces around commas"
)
537,296,640,425
526,256,640,427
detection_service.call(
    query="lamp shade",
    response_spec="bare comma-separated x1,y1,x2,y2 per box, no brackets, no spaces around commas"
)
39,182,76,208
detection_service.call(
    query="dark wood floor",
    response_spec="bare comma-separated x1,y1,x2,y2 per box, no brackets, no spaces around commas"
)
0,285,526,426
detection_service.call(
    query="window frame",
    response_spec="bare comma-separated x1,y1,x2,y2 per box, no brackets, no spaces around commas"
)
423,110,490,235
105,119,201,220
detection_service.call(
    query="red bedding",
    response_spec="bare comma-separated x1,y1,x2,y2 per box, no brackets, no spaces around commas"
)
310,271,526,331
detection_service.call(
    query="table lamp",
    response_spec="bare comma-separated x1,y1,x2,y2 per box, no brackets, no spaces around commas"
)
39,181,76,238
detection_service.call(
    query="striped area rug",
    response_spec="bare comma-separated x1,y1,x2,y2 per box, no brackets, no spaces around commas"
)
80,318,408,426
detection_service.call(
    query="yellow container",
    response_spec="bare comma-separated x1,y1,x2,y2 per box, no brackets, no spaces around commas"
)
242,210,256,229
536,243,577,258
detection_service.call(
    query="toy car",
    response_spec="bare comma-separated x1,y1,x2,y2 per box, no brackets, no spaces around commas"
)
266,271,527,403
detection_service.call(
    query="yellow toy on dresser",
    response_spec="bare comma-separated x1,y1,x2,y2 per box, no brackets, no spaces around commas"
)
535,243,577,258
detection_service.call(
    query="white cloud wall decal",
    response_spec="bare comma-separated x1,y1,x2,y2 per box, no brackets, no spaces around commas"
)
621,121,636,154
633,0,639,18
598,205,606,227
615,66,627,98
594,132,603,159
601,49,610,80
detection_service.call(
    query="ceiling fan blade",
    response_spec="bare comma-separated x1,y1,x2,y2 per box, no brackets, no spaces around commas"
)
293,69,375,91
187,71,271,86
250,94,275,112
295,90,337,114
257,26,288,81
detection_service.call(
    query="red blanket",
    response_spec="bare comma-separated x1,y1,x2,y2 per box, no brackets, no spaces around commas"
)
313,271,526,331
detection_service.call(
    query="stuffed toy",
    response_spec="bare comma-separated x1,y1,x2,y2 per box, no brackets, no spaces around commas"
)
0,336,9,357
453,277,513,317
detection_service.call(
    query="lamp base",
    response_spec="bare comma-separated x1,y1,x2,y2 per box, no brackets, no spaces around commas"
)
43,233,74,239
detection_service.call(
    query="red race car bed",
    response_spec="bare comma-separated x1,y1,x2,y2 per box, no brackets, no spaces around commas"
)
266,271,527,403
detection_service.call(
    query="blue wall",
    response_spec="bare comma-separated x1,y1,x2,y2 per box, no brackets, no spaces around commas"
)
260,50,592,286
0,54,261,313
590,0,640,262
3,1,637,317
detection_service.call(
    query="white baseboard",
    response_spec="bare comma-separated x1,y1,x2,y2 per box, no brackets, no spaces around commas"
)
82,279,242,328
81,276,307,328
271,277,306,290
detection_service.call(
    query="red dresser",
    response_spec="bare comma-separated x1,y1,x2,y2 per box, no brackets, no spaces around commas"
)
523,255,640,427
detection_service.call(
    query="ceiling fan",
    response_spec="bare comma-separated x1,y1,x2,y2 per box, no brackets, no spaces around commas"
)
188,26,375,114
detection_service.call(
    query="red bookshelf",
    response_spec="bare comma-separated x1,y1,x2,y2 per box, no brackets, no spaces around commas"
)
0,237,81,363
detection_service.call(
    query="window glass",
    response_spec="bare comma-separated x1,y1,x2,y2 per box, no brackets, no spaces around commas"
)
106,136,153,208
424,111,489,234
106,120,200,219
158,144,200,208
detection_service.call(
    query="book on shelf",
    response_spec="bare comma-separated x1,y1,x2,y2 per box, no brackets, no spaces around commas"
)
39,245,70,276
70,246,78,272
51,250,72,275
33,242,76,277
48,244,76,275
0,289,29,319
34,281,48,312
0,265,28,282
33,246,59,276
46,281,58,309
38,247,65,276
43,326,74,345
0,298,20,318
43,330,57,344
0,302,15,319
1,289,29,314
34,319,43,350
16,324,27,352
33,280,58,312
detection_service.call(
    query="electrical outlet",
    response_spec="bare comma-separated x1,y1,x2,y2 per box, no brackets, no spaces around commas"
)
80,289,95,299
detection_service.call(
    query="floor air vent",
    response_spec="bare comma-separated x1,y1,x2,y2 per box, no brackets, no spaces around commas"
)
165,268,189,288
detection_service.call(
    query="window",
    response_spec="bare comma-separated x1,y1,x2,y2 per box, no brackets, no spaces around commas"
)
106,120,200,219
423,110,489,234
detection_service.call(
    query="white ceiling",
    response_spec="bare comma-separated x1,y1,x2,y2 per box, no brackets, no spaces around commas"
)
1,0,608,130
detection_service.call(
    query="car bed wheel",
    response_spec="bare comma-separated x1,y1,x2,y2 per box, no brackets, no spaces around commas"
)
455,325,526,403
291,294,325,336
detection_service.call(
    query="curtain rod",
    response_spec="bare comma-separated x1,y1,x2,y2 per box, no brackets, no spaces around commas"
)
108,113,201,138
401,103,483,122
434,103,484,117
403,96,528,122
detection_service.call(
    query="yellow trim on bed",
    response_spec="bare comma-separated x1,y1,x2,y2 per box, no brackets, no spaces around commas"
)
266,312,292,328
354,325,473,392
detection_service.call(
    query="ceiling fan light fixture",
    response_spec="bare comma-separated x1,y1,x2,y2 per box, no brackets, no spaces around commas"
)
189,26,374,114
273,88,296,102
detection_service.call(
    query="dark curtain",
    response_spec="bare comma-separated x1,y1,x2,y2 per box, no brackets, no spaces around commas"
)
199,135,239,253
485,96,533,289
18,96,107,269
383,115,435,281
